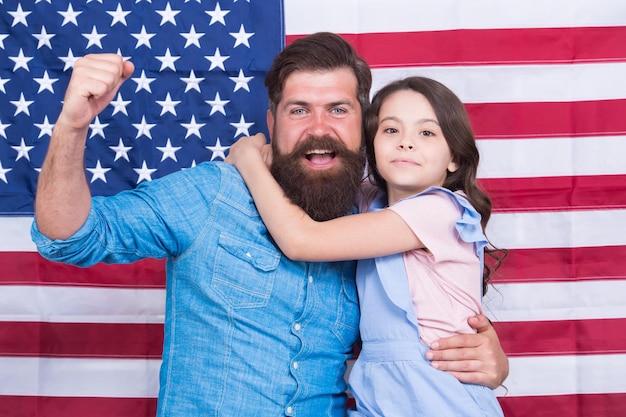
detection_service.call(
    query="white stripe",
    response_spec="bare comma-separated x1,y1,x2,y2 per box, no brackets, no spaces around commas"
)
2,280,624,326
2,354,623,398
0,286,165,324
285,0,626,34
0,216,37,252
371,62,626,103
477,136,626,178
484,280,626,322
494,354,626,397
487,209,626,249
6,210,626,255
0,357,160,397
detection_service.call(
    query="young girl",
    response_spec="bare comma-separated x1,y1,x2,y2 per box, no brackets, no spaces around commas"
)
227,77,505,416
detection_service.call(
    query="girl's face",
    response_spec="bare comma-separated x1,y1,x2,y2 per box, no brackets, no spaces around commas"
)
373,89,458,204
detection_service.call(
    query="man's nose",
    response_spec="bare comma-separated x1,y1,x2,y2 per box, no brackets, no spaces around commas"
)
306,112,333,137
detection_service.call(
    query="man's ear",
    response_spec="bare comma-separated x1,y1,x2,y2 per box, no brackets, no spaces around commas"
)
266,110,274,141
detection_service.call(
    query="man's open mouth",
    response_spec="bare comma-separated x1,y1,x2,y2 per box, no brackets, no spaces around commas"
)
305,149,337,166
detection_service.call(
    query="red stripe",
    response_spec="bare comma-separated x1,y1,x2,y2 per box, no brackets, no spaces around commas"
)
493,246,626,283
481,175,626,212
2,393,624,417
468,99,626,139
498,393,626,417
0,252,166,288
287,26,626,67
493,319,626,357
0,396,157,417
3,245,624,288
0,322,163,359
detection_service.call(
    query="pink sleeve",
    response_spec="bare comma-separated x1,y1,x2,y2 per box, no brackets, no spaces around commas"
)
388,191,463,262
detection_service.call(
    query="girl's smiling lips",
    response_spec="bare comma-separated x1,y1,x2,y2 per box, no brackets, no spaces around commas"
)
391,158,418,166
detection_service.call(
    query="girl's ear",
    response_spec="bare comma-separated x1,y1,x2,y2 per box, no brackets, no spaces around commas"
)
447,159,459,173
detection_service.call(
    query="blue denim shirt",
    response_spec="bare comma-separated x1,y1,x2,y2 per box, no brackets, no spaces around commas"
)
32,162,359,417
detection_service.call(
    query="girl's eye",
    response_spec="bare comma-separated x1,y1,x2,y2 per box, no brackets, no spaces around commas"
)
383,127,398,134
420,130,434,137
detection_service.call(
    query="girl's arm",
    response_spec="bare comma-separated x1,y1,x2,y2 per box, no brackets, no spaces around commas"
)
226,134,423,262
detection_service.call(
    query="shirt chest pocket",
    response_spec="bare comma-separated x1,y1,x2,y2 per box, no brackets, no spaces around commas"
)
212,233,281,309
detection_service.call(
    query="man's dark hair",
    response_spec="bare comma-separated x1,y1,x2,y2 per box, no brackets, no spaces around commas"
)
265,32,372,121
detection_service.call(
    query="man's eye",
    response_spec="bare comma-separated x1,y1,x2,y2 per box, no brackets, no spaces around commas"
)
331,108,346,114
291,108,306,115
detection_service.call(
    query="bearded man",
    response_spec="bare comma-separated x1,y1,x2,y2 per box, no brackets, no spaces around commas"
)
32,32,507,417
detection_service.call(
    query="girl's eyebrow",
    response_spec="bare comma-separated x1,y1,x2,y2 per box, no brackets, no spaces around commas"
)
379,115,440,125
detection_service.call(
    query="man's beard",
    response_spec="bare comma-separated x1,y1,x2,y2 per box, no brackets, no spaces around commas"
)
271,136,366,221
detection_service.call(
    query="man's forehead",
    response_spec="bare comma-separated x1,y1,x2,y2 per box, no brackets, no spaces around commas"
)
281,68,359,104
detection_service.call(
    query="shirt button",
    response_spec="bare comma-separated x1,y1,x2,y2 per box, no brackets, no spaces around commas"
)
286,406,293,414
293,323,301,331
293,361,299,369
308,275,313,283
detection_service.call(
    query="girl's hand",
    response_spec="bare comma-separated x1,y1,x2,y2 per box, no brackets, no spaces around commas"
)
226,133,272,169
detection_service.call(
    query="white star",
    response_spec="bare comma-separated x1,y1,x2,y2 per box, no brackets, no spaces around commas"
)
156,93,181,116
181,25,204,48
156,2,180,26
156,138,182,161
229,24,254,48
229,69,253,92
205,48,229,71
134,161,157,184
230,115,254,138
206,3,230,26
0,76,9,93
87,0,104,3
11,138,34,161
8,4,31,27
181,115,205,139
10,93,34,116
0,161,11,184
87,160,111,183
83,26,106,49
133,116,156,139
59,49,80,71
116,48,131,62
131,26,156,49
110,93,131,116
58,4,82,27
0,119,10,138
0,34,9,49
89,116,109,138
107,3,130,26
33,26,55,49
183,159,198,170
132,70,156,93
34,71,59,93
34,116,54,138
205,92,230,116
35,0,53,3
109,138,133,162
9,49,33,72
156,48,180,71
33,71,58,94
180,70,204,93
206,137,229,161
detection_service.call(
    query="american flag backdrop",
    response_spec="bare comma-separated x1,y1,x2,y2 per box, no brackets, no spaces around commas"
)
1,1,625,416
